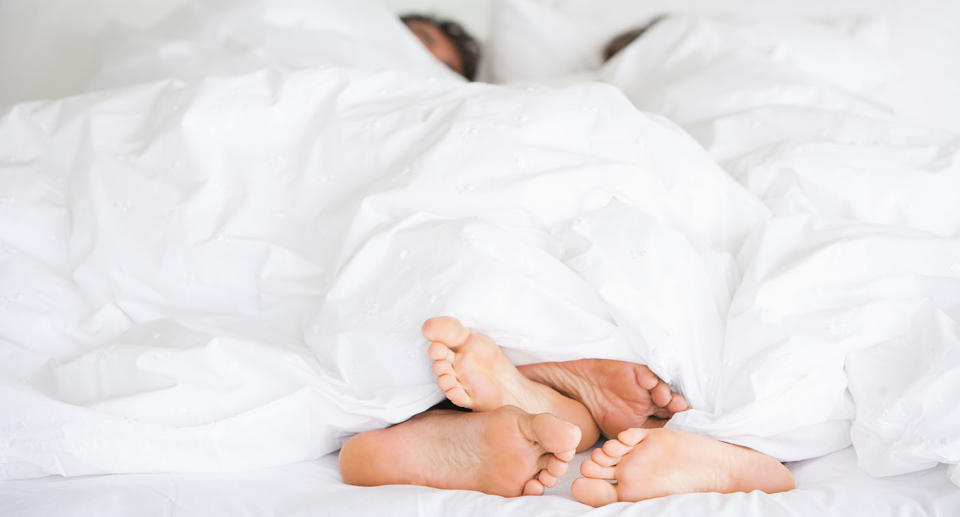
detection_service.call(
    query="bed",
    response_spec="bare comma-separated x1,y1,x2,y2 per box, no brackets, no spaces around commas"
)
1,0,958,515
3,448,959,517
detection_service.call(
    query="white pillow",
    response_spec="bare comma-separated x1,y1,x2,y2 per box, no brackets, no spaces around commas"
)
485,0,960,135
485,0,879,84
600,15,896,114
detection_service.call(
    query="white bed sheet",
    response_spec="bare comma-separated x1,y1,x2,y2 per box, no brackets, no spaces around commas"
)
2,447,958,517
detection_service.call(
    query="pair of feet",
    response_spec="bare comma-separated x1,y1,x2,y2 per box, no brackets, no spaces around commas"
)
339,317,794,505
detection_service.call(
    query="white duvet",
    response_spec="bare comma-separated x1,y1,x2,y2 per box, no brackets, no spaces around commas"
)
1,0,958,492
603,15,960,482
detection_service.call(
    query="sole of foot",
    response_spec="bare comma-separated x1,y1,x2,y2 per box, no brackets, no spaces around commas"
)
571,427,795,506
340,406,582,497
423,316,538,411
422,316,601,450
519,359,689,437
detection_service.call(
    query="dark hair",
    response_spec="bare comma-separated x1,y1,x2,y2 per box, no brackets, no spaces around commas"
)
603,15,667,62
401,13,481,81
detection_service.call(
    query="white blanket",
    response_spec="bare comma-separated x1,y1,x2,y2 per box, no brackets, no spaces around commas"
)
603,16,960,483
1,1,958,491
0,0,767,479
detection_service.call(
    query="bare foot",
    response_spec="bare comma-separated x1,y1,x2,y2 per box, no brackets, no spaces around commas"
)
571,428,795,506
422,316,600,450
518,359,689,438
339,406,581,497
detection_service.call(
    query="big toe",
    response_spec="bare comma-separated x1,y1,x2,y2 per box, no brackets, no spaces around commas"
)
572,478,619,507
422,316,471,346
529,413,581,457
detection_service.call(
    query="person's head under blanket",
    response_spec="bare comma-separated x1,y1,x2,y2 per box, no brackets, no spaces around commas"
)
401,13,481,81
603,15,667,62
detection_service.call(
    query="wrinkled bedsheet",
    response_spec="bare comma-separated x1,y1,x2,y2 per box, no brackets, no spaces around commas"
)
603,15,960,482
0,0,765,479
3,448,960,517
1,0,958,496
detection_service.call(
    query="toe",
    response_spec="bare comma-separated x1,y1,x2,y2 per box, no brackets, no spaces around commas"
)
616,428,650,446
537,471,558,487
444,386,472,407
633,365,660,391
652,405,673,419
537,453,552,471
546,455,568,477
580,459,616,479
651,381,672,407
422,316,470,347
590,447,619,467
667,393,689,413
528,413,582,457
428,342,454,362
572,478,618,507
522,478,544,496
601,438,633,458
536,452,563,473
437,373,460,392
432,359,454,376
